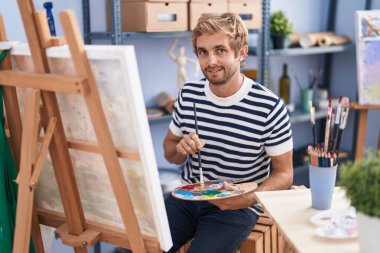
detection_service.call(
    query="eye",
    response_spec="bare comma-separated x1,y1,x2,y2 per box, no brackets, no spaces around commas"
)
197,49,207,56
216,48,226,54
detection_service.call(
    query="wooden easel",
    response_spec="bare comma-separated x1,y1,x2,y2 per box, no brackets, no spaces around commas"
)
0,1,161,252
350,102,380,160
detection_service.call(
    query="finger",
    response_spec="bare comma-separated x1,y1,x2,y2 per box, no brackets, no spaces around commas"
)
189,133,204,149
185,134,199,152
187,139,198,152
176,144,188,156
179,140,196,155
222,181,239,191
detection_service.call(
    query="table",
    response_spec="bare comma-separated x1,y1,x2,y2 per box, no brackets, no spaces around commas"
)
254,187,359,253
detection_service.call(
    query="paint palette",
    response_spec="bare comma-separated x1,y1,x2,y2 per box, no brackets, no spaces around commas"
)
172,180,258,201
311,208,358,239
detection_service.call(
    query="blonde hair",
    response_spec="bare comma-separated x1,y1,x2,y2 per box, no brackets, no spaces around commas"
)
192,13,248,57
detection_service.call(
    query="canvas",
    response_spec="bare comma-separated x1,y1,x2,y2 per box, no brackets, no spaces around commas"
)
9,43,172,251
356,10,380,105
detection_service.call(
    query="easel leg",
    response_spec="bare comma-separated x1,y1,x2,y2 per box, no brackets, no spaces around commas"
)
355,110,368,160
32,206,46,253
13,89,41,253
75,247,88,253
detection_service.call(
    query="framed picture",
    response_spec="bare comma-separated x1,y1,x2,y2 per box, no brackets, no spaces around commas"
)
10,43,172,251
356,10,380,105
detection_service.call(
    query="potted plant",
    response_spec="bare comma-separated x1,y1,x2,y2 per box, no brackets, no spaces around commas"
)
338,151,380,253
270,11,293,49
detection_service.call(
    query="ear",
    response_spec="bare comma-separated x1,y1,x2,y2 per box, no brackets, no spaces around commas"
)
238,45,248,61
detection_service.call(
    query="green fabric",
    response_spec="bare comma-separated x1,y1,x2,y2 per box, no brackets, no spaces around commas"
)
0,87,17,252
0,50,7,61
0,50,35,253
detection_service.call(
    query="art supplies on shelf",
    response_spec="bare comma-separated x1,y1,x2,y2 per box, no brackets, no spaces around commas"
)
307,96,350,167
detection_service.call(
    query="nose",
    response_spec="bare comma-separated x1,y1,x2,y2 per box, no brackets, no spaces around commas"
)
207,52,217,65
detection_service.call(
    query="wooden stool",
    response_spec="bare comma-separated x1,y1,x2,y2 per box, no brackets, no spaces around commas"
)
240,215,271,253
177,215,272,253
178,186,306,253
240,186,305,253
177,215,293,253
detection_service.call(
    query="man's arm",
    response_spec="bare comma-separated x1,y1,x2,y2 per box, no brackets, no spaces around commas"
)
255,149,293,192
163,129,205,164
209,150,293,210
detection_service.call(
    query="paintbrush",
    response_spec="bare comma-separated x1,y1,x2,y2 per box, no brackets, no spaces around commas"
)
324,98,332,152
328,111,335,152
331,96,343,152
334,97,350,158
308,101,317,147
193,102,204,189
332,97,348,152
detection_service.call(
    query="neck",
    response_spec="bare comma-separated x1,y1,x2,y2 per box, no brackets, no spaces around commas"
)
209,72,244,98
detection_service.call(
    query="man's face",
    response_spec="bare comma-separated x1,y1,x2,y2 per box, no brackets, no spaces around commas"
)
196,32,242,86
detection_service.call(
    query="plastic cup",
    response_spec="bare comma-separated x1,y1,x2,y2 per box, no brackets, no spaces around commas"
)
309,164,337,210
301,88,313,113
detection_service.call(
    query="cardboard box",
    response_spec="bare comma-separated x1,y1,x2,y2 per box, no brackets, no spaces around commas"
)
189,2,228,30
107,1,188,32
228,1,261,29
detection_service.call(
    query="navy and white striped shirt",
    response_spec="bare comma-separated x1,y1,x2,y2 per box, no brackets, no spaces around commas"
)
169,76,293,185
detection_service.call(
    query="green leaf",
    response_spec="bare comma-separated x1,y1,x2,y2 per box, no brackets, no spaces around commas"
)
338,150,380,218
270,10,293,36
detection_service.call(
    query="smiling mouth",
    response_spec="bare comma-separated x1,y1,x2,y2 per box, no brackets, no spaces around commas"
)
206,67,223,73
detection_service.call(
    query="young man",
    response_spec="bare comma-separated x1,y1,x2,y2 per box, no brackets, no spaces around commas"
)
163,13,293,253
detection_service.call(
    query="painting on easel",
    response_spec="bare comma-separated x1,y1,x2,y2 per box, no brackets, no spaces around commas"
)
356,10,380,105
10,43,172,251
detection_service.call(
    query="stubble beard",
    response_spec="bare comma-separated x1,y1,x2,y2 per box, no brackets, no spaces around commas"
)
202,62,239,87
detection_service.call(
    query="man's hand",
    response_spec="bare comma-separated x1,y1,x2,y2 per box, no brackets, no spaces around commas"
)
163,130,205,164
208,182,257,210
176,132,205,156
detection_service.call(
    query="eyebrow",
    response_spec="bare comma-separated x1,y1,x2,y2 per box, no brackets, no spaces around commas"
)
197,44,227,51
214,45,227,50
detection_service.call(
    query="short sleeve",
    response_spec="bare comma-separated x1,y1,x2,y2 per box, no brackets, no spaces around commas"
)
264,99,293,156
169,90,184,137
